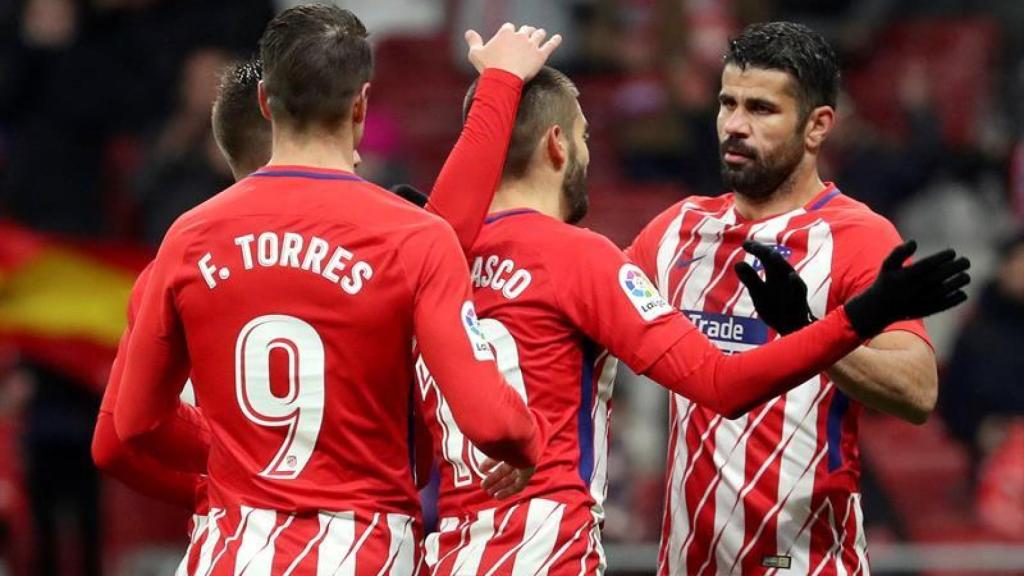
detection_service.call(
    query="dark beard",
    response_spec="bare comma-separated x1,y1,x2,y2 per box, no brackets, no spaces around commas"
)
720,134,804,200
563,146,589,224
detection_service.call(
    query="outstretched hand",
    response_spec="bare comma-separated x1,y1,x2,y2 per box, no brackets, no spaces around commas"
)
735,241,815,335
465,23,562,82
845,240,970,337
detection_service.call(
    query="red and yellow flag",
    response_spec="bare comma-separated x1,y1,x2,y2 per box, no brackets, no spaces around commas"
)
0,221,150,393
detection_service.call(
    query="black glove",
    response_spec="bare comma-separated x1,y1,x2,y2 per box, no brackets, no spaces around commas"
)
844,240,970,338
735,241,816,335
390,184,429,208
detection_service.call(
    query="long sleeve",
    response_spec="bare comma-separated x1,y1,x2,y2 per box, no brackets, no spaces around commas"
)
406,222,548,468
425,68,523,254
95,267,211,495
113,229,206,472
644,307,861,418
553,230,863,420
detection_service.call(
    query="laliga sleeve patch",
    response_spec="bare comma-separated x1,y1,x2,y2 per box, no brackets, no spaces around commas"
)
461,301,495,361
619,264,672,321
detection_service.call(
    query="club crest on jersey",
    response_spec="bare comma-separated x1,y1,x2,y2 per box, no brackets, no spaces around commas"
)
751,244,793,271
619,264,672,321
461,301,495,361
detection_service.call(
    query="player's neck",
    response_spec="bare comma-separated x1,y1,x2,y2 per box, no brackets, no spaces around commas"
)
733,160,825,221
490,178,564,221
266,128,357,173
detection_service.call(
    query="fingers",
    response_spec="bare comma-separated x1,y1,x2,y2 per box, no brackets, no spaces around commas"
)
539,34,563,58
882,240,918,271
499,22,516,34
734,261,764,296
465,29,483,50
741,240,773,261
528,28,547,45
517,25,536,36
942,271,971,292
480,462,515,494
742,240,792,282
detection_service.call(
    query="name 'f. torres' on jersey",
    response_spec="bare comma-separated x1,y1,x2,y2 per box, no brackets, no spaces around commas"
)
628,184,931,576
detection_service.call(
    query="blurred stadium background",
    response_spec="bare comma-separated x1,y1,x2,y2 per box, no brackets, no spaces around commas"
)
1,0,1023,574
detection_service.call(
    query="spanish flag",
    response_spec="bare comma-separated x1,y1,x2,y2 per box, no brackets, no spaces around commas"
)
0,221,151,392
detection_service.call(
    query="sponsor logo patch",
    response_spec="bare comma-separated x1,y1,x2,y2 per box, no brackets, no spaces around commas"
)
619,264,672,321
461,301,495,361
751,244,793,271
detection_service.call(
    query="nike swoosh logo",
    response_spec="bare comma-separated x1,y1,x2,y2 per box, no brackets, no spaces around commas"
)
675,255,704,269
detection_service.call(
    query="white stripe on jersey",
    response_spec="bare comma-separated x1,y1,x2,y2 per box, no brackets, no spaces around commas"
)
852,495,869,575
424,518,460,569
694,214,801,573
194,509,227,576
379,514,415,576
773,221,834,574
589,353,618,521
663,398,700,576
508,499,566,576
452,509,496,575
284,512,332,576
177,514,208,576
233,507,277,576
654,203,695,294
315,511,356,576
208,508,252,575
677,210,737,311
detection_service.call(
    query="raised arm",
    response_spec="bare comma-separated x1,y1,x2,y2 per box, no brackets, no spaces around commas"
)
426,23,561,253
559,234,969,419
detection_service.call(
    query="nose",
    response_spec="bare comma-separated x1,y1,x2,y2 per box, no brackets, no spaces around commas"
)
722,108,751,139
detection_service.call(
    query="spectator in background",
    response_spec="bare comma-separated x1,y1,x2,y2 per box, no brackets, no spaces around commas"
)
20,361,102,576
0,0,114,236
135,47,234,245
824,61,944,219
941,230,1024,484
274,0,444,40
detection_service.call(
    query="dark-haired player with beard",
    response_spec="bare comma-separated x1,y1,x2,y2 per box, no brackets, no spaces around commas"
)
627,22,948,575
416,65,968,575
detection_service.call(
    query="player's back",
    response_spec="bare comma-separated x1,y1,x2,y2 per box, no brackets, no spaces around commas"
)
170,166,437,516
426,210,614,517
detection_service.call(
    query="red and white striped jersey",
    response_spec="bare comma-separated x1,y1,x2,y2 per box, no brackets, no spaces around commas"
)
627,184,931,575
175,507,417,575
417,209,688,522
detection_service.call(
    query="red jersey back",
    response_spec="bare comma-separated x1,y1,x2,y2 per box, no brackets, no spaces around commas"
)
417,209,689,519
120,166,533,518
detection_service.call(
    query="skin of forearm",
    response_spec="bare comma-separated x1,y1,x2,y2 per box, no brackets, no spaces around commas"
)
826,333,938,425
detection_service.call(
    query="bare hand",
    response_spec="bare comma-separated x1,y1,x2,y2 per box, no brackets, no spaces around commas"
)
465,23,562,82
480,458,534,499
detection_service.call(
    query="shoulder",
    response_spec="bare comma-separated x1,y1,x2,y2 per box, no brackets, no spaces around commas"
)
636,194,734,239
816,193,900,240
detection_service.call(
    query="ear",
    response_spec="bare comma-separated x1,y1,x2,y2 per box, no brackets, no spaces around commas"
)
804,105,835,151
544,124,568,171
352,82,371,124
257,80,272,121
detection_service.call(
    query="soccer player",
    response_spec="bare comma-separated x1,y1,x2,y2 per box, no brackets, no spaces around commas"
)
626,22,949,575
111,6,561,574
91,60,273,531
417,66,969,574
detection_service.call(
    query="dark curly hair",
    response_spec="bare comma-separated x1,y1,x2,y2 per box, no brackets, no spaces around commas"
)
725,22,840,118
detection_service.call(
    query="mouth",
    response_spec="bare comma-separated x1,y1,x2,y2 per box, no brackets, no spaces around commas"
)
723,151,752,164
